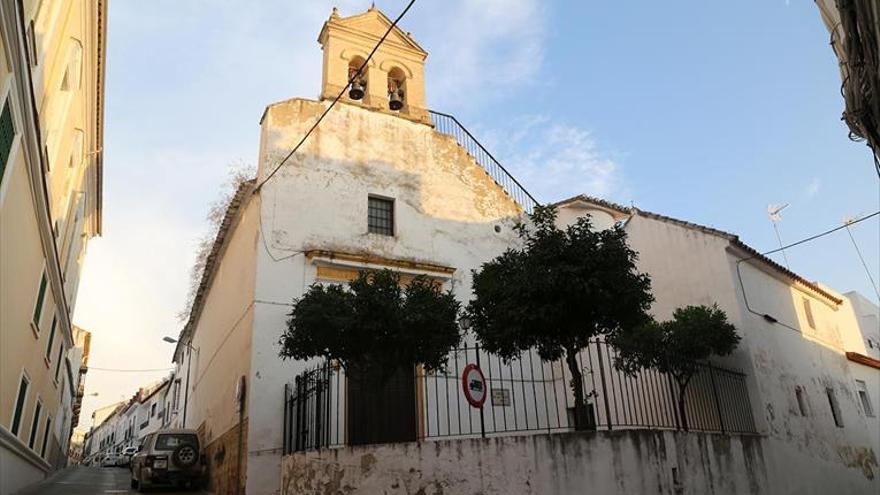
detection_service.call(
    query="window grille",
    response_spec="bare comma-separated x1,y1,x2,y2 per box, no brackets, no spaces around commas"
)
368,196,394,236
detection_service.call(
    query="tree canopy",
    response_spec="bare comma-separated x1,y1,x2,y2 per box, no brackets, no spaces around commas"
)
611,304,741,429
278,269,461,373
465,205,653,428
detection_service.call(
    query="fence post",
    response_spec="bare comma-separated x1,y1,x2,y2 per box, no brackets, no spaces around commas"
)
282,383,289,455
315,370,323,451
475,344,486,439
707,364,726,434
595,341,613,431
667,374,681,430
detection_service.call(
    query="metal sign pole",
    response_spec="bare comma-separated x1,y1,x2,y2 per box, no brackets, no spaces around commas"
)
475,344,486,439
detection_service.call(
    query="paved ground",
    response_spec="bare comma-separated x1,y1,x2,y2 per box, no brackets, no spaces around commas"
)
17,466,205,495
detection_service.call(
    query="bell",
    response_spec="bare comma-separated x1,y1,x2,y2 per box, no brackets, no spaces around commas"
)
349,79,365,100
389,89,404,111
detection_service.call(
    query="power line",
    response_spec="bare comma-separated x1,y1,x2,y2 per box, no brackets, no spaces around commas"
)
757,210,879,258
254,0,418,192
844,222,880,299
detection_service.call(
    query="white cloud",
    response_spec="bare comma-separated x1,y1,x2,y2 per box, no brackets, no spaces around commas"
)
415,0,547,107
478,116,624,204
805,177,821,198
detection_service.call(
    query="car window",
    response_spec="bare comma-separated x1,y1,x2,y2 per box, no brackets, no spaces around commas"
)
155,433,198,451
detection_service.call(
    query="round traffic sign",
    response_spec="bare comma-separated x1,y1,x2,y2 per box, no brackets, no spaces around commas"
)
462,364,487,408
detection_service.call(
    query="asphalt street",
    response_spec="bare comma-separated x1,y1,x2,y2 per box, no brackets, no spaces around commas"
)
16,466,206,495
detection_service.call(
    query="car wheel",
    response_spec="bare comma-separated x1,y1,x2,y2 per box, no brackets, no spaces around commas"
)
172,444,198,468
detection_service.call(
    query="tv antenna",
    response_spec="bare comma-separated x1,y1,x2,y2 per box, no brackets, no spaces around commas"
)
767,204,790,269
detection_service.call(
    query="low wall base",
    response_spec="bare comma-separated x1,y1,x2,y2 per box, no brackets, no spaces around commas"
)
282,430,773,495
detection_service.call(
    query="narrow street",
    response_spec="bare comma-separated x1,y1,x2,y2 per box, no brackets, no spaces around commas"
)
16,466,204,495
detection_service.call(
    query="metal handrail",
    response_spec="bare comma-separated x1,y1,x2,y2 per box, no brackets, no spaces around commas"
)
429,110,539,213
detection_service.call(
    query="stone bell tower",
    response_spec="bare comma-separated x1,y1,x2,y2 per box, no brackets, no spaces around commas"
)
317,5,431,125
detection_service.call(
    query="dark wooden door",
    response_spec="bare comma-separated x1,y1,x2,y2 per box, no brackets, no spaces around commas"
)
347,365,417,446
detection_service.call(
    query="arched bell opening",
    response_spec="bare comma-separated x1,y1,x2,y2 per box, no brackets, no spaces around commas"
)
348,56,368,101
387,67,406,112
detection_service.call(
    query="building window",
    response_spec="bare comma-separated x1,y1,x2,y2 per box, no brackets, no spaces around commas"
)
856,380,875,417
795,387,809,416
27,20,38,66
33,270,48,329
368,196,394,235
826,388,843,427
28,400,43,449
0,96,15,184
802,298,815,330
11,375,30,436
54,345,64,382
41,418,52,458
45,316,57,361
150,404,156,417
59,39,83,92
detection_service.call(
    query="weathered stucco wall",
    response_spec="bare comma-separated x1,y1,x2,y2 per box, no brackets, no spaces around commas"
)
243,98,525,494
282,431,774,495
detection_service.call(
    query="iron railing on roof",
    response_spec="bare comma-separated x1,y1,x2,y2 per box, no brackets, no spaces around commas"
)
429,110,539,213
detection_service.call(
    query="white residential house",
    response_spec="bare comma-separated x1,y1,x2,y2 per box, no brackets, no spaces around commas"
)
842,291,880,453
553,195,879,494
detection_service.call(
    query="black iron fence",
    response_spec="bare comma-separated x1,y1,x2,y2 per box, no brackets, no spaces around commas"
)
429,110,539,213
282,340,757,454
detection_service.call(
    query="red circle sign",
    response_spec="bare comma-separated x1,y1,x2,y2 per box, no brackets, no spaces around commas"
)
462,364,487,408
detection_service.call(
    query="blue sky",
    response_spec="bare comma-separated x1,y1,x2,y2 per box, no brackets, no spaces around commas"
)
72,0,879,427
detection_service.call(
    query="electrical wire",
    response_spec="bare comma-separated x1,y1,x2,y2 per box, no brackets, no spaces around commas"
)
844,223,880,299
253,0,418,192
755,210,879,259
87,367,174,373
735,210,880,339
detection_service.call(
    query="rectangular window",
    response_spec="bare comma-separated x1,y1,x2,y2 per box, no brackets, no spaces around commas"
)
368,196,394,235
28,400,42,449
54,345,64,382
802,298,815,330
33,271,48,329
151,404,156,417
795,387,808,416
826,387,843,427
856,380,875,417
27,20,38,66
40,418,52,458
0,96,14,182
11,375,29,436
45,316,57,361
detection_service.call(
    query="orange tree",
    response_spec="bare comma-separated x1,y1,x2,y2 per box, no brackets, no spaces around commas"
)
278,269,461,375
465,205,653,429
610,304,740,430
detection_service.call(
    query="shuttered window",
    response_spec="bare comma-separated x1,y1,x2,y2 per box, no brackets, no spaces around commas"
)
802,298,815,329
46,316,57,360
0,97,14,184
12,376,29,436
28,401,42,449
33,271,48,329
54,344,64,382
40,418,52,458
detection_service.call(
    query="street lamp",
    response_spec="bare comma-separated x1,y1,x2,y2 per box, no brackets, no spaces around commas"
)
162,336,194,428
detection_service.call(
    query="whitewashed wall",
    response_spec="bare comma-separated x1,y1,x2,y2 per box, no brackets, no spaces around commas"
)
245,98,524,495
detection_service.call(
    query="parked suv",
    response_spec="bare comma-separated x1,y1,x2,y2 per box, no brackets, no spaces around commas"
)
120,446,138,467
130,429,204,491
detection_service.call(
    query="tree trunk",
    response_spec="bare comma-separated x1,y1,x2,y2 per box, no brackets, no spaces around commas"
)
565,347,591,430
676,378,690,432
